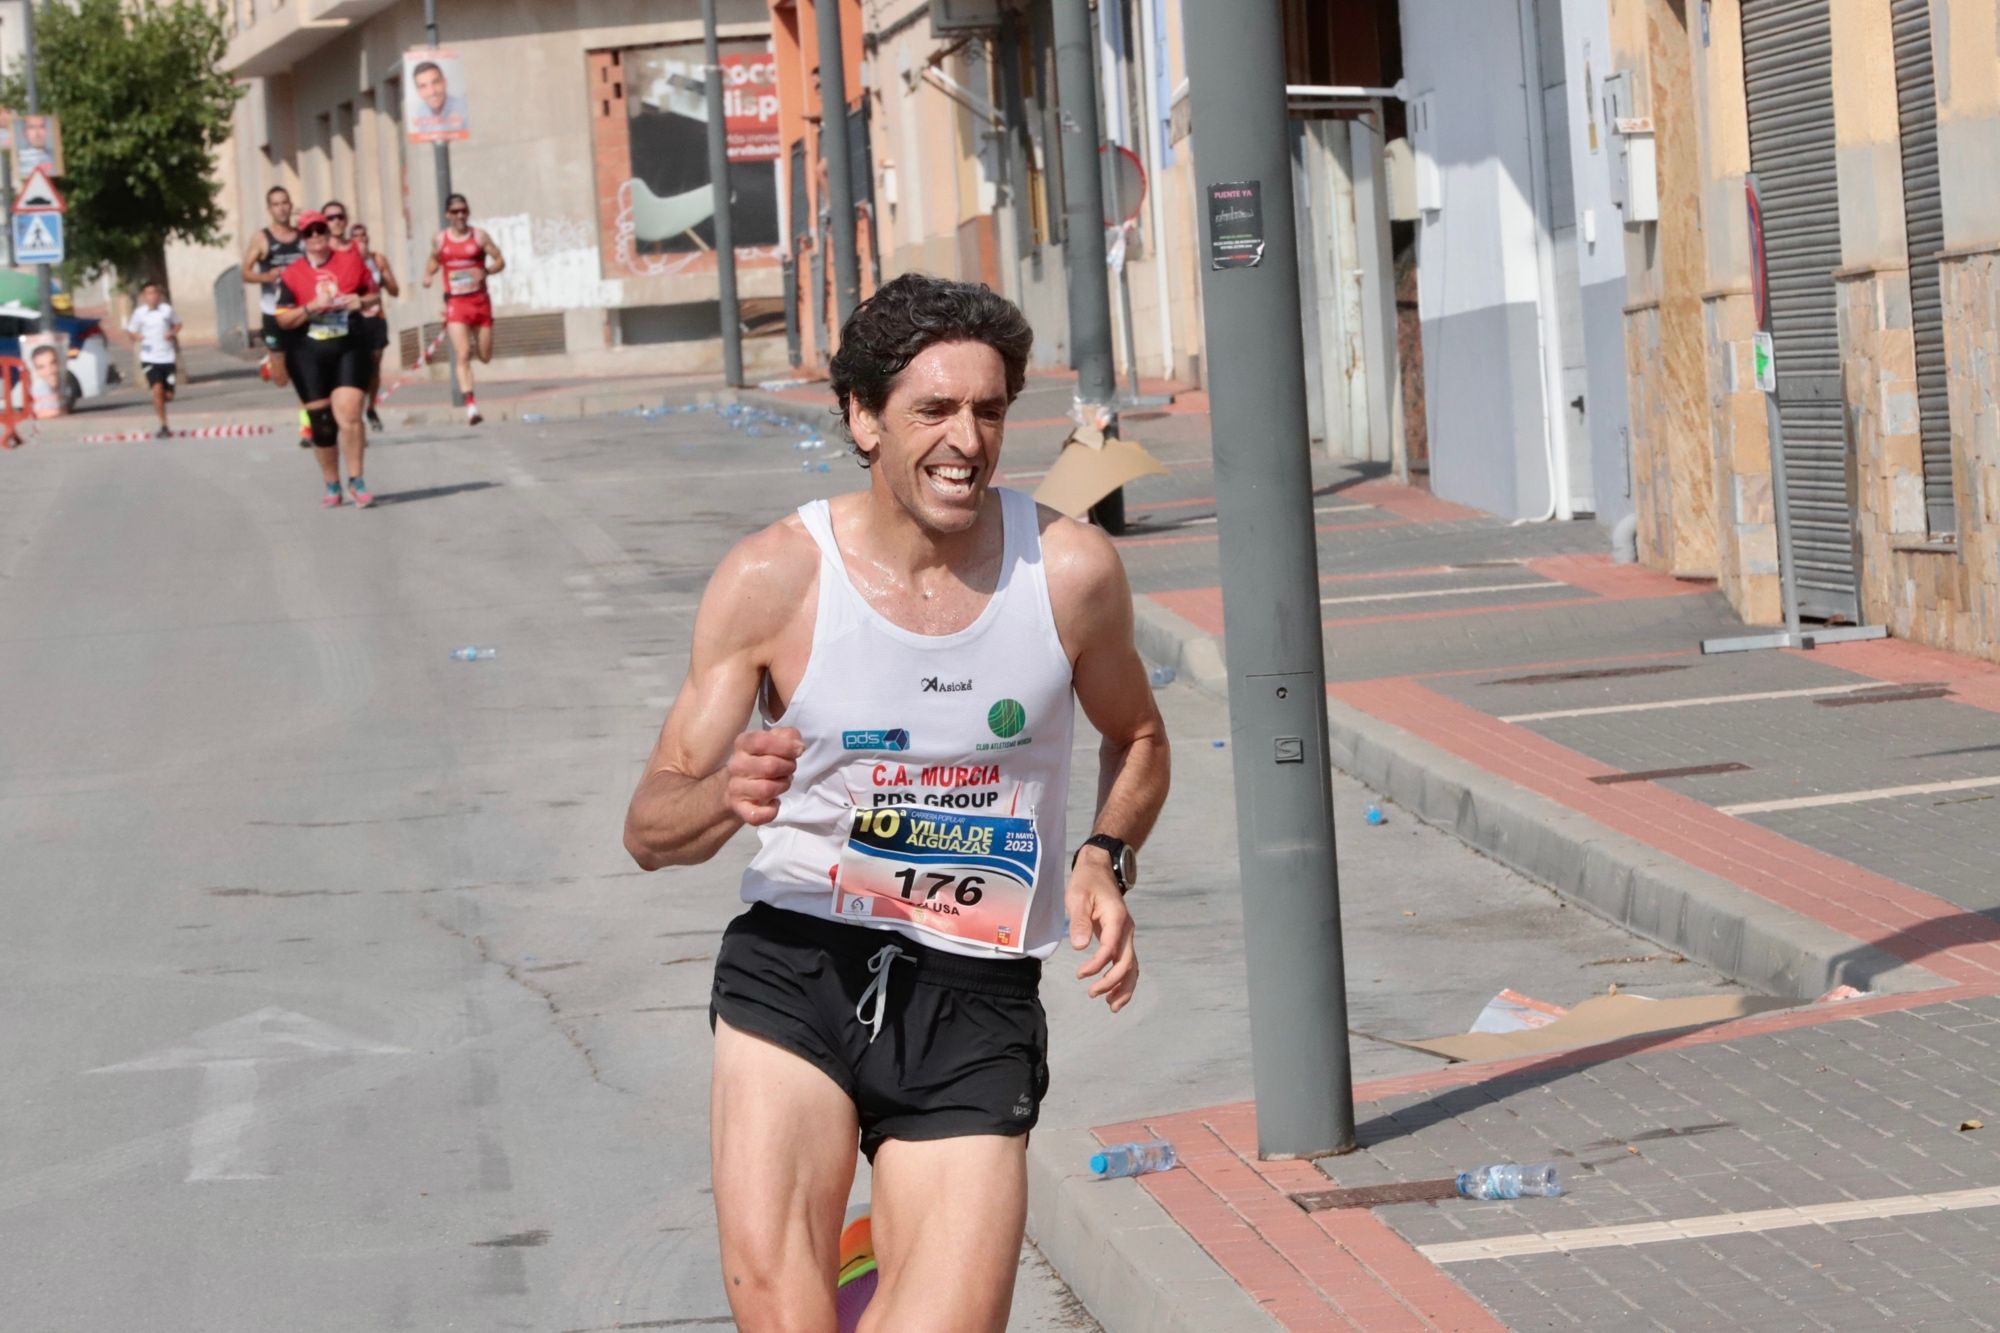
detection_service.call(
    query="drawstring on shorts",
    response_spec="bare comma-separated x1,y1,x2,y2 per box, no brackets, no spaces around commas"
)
855,943,912,1043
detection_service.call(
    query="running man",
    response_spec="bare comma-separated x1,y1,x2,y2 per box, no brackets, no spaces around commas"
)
348,221,400,431
421,193,505,426
321,200,351,249
273,210,380,509
240,185,304,389
623,273,1169,1329
124,280,183,439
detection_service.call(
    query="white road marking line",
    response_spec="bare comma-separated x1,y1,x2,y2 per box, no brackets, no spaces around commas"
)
1501,682,1884,723
1419,1184,2000,1264
1322,580,1563,608
1722,774,2000,816
1175,503,1375,528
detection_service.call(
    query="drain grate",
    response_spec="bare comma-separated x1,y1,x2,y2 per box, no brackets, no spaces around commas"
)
1814,685,1950,707
1487,663,1691,687
1591,762,1751,785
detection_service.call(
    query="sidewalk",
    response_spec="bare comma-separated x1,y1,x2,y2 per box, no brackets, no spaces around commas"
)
976,384,2000,1329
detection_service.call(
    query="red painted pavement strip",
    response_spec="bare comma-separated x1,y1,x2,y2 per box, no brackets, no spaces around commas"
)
1114,517,1410,552
1338,480,1488,524
1332,678,2000,984
1807,637,2000,713
1092,1115,1501,1330
1522,553,1714,599
1093,980,2000,1330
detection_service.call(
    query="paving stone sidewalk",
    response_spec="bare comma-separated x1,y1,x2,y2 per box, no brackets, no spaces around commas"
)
983,389,2000,1329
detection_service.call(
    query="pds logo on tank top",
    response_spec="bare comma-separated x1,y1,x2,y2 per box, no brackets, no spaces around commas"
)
921,676,973,693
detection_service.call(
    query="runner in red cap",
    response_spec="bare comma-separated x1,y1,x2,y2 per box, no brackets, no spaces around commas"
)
275,210,381,508
422,193,506,426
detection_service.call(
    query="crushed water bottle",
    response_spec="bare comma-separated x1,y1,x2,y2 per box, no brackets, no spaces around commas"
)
1364,804,1387,826
520,412,545,424
1456,1162,1563,1200
1148,665,1177,688
449,646,498,662
1090,1139,1177,1180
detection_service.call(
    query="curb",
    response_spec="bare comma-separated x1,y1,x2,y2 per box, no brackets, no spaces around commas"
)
1026,1130,1277,1333
1130,599,1941,1001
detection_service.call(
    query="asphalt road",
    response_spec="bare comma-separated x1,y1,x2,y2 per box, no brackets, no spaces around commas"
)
0,404,1741,1330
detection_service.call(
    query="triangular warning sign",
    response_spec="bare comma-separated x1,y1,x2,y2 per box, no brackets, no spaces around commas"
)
18,215,56,251
15,164,62,212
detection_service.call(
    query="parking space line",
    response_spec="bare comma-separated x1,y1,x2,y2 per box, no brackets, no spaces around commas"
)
1501,682,1886,723
1321,579,1562,607
1419,1184,2000,1264
1722,774,2000,816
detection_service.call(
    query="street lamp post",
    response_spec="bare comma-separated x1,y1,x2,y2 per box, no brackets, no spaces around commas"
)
422,0,462,406
1181,0,1356,1159
814,0,860,329
700,0,743,387
21,0,52,333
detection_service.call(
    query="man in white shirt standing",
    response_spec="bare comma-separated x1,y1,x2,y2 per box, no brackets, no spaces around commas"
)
125,281,183,439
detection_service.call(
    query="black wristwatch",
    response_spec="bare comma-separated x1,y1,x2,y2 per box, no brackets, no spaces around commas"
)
1071,833,1136,895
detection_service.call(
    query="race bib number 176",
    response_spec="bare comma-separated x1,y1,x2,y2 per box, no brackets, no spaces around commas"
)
833,806,1039,953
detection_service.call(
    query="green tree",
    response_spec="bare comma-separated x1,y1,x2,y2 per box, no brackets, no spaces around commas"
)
2,0,242,290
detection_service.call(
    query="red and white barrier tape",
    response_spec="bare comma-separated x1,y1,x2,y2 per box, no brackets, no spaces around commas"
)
81,423,276,443
375,327,450,407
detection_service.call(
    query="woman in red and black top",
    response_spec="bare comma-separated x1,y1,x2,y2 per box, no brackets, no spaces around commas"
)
275,210,381,508
422,192,507,426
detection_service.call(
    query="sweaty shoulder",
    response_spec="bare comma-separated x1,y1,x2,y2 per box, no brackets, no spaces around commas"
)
1034,502,1130,658
695,511,821,655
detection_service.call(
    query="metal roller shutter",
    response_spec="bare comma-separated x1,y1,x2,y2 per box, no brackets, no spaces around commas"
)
1742,0,1857,620
1892,0,1955,534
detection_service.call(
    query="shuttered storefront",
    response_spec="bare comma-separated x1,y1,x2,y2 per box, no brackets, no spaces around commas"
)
1742,0,1857,620
1891,0,1955,534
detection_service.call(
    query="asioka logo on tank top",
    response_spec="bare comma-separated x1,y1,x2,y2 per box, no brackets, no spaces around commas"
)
921,676,973,693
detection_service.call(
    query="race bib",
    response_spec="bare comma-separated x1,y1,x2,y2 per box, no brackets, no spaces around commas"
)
833,806,1040,953
447,267,484,296
308,309,349,340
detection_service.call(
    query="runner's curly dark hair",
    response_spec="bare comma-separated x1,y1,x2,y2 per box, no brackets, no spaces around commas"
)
827,273,1034,468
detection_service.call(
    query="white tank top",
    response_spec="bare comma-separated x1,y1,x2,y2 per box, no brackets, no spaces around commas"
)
741,488,1075,961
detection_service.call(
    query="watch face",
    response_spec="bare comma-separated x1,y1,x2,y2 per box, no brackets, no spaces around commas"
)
1116,844,1137,886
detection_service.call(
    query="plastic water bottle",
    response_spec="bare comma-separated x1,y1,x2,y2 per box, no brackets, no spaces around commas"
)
1091,1140,1177,1180
1364,804,1386,826
520,412,545,424
1456,1162,1563,1200
449,646,497,662
1148,665,1177,688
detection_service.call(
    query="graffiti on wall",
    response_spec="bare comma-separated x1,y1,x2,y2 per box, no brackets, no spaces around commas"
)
482,213,627,310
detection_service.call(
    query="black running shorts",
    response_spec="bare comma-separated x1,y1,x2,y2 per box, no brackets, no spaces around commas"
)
351,313,390,353
143,363,176,391
284,334,372,405
261,312,288,352
711,902,1049,1160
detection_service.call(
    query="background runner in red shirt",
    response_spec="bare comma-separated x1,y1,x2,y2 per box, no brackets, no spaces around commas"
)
422,192,507,425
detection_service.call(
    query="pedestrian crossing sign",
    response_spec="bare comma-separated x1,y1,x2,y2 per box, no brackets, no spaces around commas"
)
13,210,62,264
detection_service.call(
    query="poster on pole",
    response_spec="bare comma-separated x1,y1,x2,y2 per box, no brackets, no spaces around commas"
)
21,332,68,418
721,53,781,163
4,112,64,184
404,48,471,143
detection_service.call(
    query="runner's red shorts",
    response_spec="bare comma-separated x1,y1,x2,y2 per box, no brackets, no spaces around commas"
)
445,290,493,328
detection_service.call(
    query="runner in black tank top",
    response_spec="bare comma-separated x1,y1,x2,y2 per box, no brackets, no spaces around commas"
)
240,185,304,391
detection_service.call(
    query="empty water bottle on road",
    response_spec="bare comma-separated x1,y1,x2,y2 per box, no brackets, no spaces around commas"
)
1365,804,1387,826
1456,1162,1562,1200
1148,665,1177,688
1090,1139,1177,1180
449,647,498,662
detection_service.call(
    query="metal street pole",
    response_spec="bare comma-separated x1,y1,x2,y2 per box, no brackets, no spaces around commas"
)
814,0,860,328
1181,0,1355,1159
22,0,52,333
423,0,463,406
701,0,743,387
1051,0,1122,528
